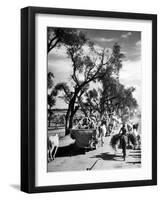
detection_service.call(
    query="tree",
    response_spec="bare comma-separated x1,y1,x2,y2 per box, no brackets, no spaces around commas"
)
47,27,91,132
48,72,54,89
80,79,138,121
54,34,110,134
80,44,138,120
47,72,57,127
47,28,88,53
78,88,102,117
99,77,138,120
48,28,138,133
115,86,138,121
98,43,137,116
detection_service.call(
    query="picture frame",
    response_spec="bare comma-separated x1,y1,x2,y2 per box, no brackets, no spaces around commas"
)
21,6,157,193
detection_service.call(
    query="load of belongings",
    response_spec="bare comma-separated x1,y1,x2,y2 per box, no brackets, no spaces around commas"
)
70,117,97,149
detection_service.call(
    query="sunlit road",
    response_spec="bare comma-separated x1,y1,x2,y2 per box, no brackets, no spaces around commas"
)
48,135,141,172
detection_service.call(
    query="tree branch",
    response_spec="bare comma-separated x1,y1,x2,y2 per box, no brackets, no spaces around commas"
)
48,38,60,53
68,50,80,86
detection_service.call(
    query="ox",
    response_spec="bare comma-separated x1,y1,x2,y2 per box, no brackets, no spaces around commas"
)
47,134,59,162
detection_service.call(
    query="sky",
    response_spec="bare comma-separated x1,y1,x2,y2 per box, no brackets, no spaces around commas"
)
48,28,141,109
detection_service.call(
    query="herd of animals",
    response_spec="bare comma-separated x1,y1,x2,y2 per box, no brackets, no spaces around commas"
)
47,115,141,162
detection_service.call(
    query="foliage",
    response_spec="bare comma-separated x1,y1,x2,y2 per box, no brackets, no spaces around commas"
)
47,27,88,53
79,44,138,118
110,133,120,149
48,28,139,133
128,133,137,146
48,89,57,108
99,43,137,117
55,82,73,104
110,133,137,149
51,29,111,133
48,72,54,89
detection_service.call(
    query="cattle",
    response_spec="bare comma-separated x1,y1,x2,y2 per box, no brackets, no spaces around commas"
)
47,134,59,162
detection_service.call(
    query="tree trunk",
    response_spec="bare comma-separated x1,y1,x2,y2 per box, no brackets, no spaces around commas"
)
65,105,75,135
48,118,51,127
48,107,52,127
65,112,75,135
65,108,71,135
69,110,75,129
65,90,79,135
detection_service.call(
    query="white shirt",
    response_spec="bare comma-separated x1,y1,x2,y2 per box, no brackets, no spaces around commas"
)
100,124,106,136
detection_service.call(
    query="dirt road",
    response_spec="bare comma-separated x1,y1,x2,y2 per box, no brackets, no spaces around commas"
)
47,135,141,172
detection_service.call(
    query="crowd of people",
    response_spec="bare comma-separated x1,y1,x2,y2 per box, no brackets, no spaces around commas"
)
76,112,141,152
48,112,141,162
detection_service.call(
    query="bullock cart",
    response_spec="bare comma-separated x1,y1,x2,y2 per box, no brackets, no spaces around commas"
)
70,129,97,150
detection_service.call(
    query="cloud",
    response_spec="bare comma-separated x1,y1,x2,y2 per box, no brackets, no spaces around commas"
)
121,32,132,38
120,60,142,106
94,37,116,42
48,58,73,84
120,60,141,83
48,45,67,56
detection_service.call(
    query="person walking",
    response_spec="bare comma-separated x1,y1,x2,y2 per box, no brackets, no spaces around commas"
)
119,123,128,161
99,121,107,146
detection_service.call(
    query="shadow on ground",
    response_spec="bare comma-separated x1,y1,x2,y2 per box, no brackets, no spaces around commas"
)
90,152,123,161
55,143,87,157
129,150,141,153
126,161,141,164
129,154,141,158
90,151,141,162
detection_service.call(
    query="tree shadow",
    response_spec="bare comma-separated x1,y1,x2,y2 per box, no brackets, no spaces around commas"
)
126,161,141,164
90,152,123,161
129,150,141,154
129,154,141,158
55,143,86,157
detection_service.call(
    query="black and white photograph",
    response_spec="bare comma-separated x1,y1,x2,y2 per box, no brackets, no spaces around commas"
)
20,6,157,193
47,27,142,172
